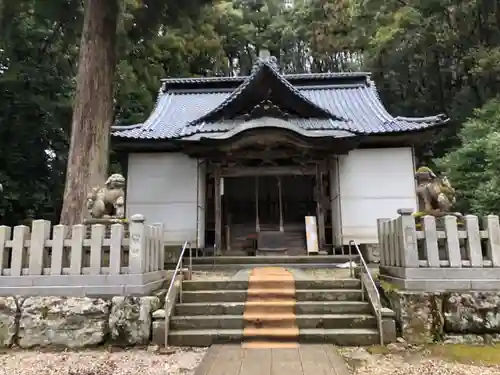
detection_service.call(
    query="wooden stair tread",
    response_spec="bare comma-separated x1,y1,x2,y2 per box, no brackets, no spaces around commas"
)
243,327,299,336
247,288,295,294
243,267,299,344
242,341,299,348
248,279,295,283
245,300,295,305
244,313,296,320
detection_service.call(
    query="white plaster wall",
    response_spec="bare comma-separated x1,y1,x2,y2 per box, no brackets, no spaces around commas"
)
338,147,417,245
126,153,205,246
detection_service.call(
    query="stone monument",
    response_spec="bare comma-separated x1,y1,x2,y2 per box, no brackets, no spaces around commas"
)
83,173,128,237
85,173,126,220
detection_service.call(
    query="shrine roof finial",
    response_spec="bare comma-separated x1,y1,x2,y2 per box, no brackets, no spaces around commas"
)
258,49,279,71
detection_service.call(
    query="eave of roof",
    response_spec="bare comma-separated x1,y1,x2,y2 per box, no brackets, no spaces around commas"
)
112,61,450,141
160,71,372,86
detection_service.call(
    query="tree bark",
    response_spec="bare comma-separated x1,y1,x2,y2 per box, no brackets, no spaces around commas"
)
60,0,119,225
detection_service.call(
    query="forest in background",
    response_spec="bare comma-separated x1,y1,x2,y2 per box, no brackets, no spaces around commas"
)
1,0,500,224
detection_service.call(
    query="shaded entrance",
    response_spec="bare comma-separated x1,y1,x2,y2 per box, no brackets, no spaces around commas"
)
199,124,350,254
223,174,316,255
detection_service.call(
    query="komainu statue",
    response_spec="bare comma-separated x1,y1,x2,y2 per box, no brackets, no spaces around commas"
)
86,173,126,219
414,166,462,218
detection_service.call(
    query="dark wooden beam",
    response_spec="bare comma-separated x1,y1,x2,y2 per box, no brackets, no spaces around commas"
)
182,139,356,159
221,165,316,177
316,162,327,249
113,128,434,154
213,164,222,254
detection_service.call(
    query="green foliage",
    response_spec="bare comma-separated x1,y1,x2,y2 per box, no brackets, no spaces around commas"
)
360,0,500,162
0,0,80,224
0,0,221,224
3,0,500,221
437,99,500,215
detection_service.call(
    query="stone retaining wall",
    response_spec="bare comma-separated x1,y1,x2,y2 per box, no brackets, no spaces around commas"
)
382,288,500,345
0,292,169,349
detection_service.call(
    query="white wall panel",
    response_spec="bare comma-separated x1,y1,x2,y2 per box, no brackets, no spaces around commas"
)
338,147,416,244
126,153,205,246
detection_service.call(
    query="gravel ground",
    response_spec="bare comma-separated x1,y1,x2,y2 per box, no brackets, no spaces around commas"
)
351,354,500,375
1,345,499,375
0,347,207,375
341,346,500,375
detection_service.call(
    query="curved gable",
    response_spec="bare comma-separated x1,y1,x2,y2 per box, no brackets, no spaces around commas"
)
198,117,356,141
187,59,348,128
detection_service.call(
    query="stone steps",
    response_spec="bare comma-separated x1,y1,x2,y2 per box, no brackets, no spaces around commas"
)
181,289,363,303
174,301,372,316
228,226,306,255
191,263,356,270
242,267,299,345
166,273,394,347
189,255,357,266
168,276,379,346
182,279,361,291
167,328,380,347
170,313,377,330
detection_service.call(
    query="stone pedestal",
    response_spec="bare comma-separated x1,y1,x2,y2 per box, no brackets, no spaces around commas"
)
82,218,130,268
83,218,129,239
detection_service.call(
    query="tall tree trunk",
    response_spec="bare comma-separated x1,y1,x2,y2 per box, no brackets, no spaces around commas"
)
60,0,119,225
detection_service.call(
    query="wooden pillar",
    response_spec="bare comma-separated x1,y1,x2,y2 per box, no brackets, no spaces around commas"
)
278,176,284,232
255,176,260,232
329,156,342,247
214,165,222,255
316,163,326,249
226,214,231,252
196,159,206,249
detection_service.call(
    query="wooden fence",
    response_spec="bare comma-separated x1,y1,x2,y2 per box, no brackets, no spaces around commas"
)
0,214,166,296
378,208,500,291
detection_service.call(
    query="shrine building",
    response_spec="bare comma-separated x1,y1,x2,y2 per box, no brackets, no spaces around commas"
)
112,55,449,255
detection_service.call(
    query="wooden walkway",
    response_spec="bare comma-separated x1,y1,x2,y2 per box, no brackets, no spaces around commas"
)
194,344,350,375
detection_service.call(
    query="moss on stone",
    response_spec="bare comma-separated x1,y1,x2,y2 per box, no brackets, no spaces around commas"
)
380,280,399,292
416,166,434,174
368,343,500,366
39,306,49,319
366,345,392,355
429,344,500,365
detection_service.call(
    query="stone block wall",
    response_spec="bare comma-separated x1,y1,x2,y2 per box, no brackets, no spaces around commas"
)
382,288,500,345
0,291,169,349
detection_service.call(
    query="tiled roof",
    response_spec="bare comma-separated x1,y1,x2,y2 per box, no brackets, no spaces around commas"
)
112,59,449,140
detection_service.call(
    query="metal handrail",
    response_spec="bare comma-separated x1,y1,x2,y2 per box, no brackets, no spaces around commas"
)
164,240,192,348
348,240,384,345
166,240,192,305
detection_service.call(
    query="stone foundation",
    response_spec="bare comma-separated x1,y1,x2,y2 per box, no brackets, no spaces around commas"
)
382,287,500,344
0,290,168,349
